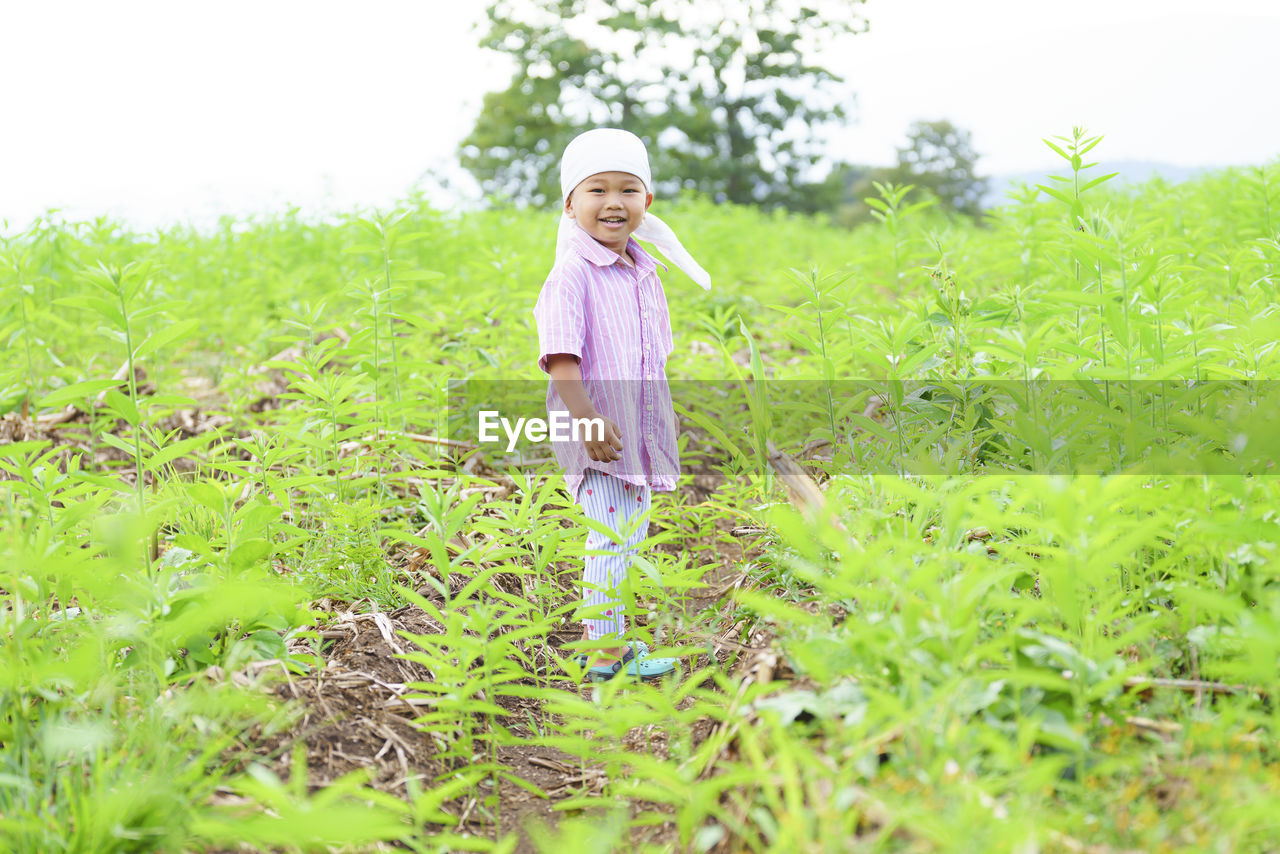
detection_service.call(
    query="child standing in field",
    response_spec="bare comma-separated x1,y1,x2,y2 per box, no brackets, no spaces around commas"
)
534,128,711,682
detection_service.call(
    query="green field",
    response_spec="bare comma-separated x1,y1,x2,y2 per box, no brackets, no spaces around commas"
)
2,135,1279,852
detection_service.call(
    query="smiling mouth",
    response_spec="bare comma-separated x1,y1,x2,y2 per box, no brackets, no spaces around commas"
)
599,216,626,224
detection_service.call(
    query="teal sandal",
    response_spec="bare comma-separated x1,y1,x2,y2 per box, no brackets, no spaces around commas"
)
574,639,649,670
586,646,678,683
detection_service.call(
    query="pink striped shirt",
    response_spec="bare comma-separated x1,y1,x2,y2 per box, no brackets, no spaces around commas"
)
534,223,680,499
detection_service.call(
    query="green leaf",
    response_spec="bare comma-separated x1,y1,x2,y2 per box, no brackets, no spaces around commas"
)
147,394,200,408
129,300,187,322
235,502,283,537
1035,184,1076,207
98,431,137,456
54,295,125,327
74,472,138,496
1040,290,1107,307
133,318,200,362
230,538,273,569
38,379,121,409
1078,134,1104,155
895,343,944,375
103,389,139,426
392,311,436,330
1042,138,1070,160
1079,171,1119,193
188,481,227,515
144,433,215,471
0,440,52,460
674,403,750,461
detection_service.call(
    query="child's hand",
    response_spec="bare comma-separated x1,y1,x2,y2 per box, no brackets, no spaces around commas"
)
545,355,622,461
584,415,624,462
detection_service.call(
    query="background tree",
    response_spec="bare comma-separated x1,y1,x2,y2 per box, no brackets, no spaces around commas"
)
461,0,867,208
889,119,988,218
778,162,874,219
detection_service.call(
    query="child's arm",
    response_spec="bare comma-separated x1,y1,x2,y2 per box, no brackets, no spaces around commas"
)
545,353,624,462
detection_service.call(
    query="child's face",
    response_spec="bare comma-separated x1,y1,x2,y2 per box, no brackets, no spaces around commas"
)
564,171,653,255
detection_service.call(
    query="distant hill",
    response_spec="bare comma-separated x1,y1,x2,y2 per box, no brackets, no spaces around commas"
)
983,161,1210,208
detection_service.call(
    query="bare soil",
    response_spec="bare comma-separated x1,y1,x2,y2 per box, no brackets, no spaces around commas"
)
211,476,773,850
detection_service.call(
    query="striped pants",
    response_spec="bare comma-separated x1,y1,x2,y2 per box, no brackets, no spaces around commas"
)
577,468,650,641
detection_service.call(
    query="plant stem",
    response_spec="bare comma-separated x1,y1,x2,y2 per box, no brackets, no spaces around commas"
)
119,284,150,571
381,244,403,429
17,275,37,414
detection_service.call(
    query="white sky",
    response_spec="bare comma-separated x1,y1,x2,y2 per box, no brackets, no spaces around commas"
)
1,0,1277,230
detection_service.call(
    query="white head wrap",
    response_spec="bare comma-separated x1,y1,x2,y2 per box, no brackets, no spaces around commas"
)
556,128,711,290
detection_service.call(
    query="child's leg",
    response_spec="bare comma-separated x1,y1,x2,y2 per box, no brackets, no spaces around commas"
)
579,469,651,642
607,477,651,630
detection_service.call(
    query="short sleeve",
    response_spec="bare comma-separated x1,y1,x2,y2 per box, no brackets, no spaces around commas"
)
533,264,587,374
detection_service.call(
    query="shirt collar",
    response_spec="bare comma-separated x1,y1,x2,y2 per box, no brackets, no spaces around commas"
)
568,222,667,276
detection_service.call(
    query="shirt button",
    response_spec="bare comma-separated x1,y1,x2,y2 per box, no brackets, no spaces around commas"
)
646,404,653,411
